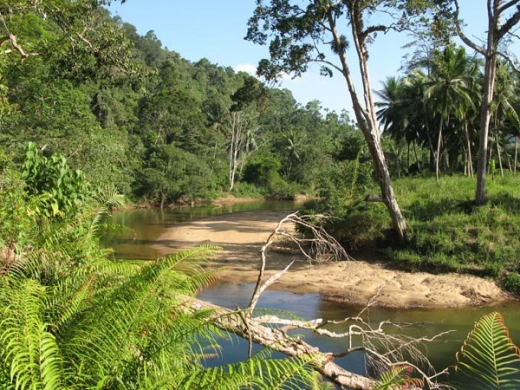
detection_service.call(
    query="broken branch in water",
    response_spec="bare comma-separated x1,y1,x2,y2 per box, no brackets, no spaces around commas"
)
189,212,453,389
247,211,350,311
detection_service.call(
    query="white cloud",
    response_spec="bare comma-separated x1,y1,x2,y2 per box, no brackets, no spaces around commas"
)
233,63,258,76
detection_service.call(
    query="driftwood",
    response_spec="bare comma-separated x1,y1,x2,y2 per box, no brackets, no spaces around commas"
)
188,297,378,389
189,212,451,389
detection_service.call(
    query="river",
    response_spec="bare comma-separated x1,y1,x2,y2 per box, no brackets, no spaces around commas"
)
106,201,520,386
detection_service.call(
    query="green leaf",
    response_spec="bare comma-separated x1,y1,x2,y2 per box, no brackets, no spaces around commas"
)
453,312,520,390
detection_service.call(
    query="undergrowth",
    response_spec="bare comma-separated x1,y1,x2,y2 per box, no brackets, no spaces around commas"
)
303,173,520,295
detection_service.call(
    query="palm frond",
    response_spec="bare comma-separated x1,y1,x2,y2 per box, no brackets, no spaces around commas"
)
453,311,520,390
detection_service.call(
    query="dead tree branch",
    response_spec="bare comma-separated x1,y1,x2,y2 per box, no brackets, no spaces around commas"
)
187,212,453,389
0,12,39,60
188,296,378,390
247,212,349,311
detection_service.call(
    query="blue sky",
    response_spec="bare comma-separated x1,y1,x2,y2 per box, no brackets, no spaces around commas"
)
108,1,493,116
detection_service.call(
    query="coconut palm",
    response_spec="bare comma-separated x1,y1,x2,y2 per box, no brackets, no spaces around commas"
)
489,61,520,175
423,45,480,181
377,72,430,170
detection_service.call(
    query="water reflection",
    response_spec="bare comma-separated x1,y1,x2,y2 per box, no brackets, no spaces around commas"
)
199,281,520,377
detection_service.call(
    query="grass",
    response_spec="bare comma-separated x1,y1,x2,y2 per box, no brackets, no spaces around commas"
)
302,172,520,294
383,174,520,293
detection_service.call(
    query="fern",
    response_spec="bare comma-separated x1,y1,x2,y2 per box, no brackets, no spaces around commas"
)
0,179,321,390
178,354,317,390
375,365,424,389
453,311,520,389
0,279,66,390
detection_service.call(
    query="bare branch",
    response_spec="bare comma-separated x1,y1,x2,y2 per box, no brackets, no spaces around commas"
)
453,0,485,55
247,212,349,312
0,12,39,60
498,5,520,40
497,49,520,72
188,296,378,389
498,0,520,15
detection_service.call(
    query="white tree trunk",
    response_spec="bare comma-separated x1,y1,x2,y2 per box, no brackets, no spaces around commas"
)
475,53,497,204
327,5,407,240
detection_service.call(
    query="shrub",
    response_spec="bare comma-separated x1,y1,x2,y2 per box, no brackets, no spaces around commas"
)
502,273,520,296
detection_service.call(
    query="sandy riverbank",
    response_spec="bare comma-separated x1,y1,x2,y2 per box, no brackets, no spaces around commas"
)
152,209,513,308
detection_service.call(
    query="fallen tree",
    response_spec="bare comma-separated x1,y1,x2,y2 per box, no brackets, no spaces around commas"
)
187,213,451,389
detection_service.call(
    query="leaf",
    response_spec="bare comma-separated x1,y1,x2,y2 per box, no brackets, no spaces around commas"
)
376,365,423,390
453,312,520,390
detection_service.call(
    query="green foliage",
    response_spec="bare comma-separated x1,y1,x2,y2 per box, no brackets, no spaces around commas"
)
0,172,317,389
243,154,281,186
179,353,318,389
452,312,520,389
21,142,89,218
134,144,218,206
316,158,374,213
0,148,38,252
1,0,362,204
502,273,520,296
375,365,423,390
230,182,266,199
380,175,520,276
298,155,384,251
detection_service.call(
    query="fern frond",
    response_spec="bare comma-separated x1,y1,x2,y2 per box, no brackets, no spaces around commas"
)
178,354,316,389
454,311,520,389
376,365,424,390
0,279,66,390
60,246,222,387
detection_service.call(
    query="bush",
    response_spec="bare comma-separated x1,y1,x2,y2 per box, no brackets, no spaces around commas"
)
231,182,266,198
502,273,520,296
21,142,89,218
242,154,282,188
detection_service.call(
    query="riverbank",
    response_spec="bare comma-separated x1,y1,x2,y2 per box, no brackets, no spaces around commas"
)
152,209,513,308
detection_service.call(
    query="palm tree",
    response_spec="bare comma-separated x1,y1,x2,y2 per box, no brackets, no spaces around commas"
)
489,61,520,175
423,45,480,181
377,72,430,171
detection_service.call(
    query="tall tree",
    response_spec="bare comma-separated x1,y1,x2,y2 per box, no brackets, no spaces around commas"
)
424,45,479,181
453,0,520,204
246,0,443,240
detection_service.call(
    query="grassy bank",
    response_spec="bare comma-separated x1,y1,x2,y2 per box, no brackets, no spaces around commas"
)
306,173,520,295
393,174,520,293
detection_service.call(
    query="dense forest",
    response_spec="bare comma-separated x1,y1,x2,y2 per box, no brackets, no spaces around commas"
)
0,3,362,207
1,1,520,389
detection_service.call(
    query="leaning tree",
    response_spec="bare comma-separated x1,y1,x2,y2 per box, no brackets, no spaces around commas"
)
246,0,448,240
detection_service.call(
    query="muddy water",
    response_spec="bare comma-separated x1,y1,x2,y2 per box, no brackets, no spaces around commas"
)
107,202,520,384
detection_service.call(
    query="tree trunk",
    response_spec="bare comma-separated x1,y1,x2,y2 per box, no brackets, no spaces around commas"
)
435,120,443,182
475,9,499,204
495,131,504,177
327,6,407,240
413,141,419,166
515,136,518,173
464,122,473,177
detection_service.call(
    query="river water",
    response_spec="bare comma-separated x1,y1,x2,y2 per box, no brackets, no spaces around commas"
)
107,201,520,386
